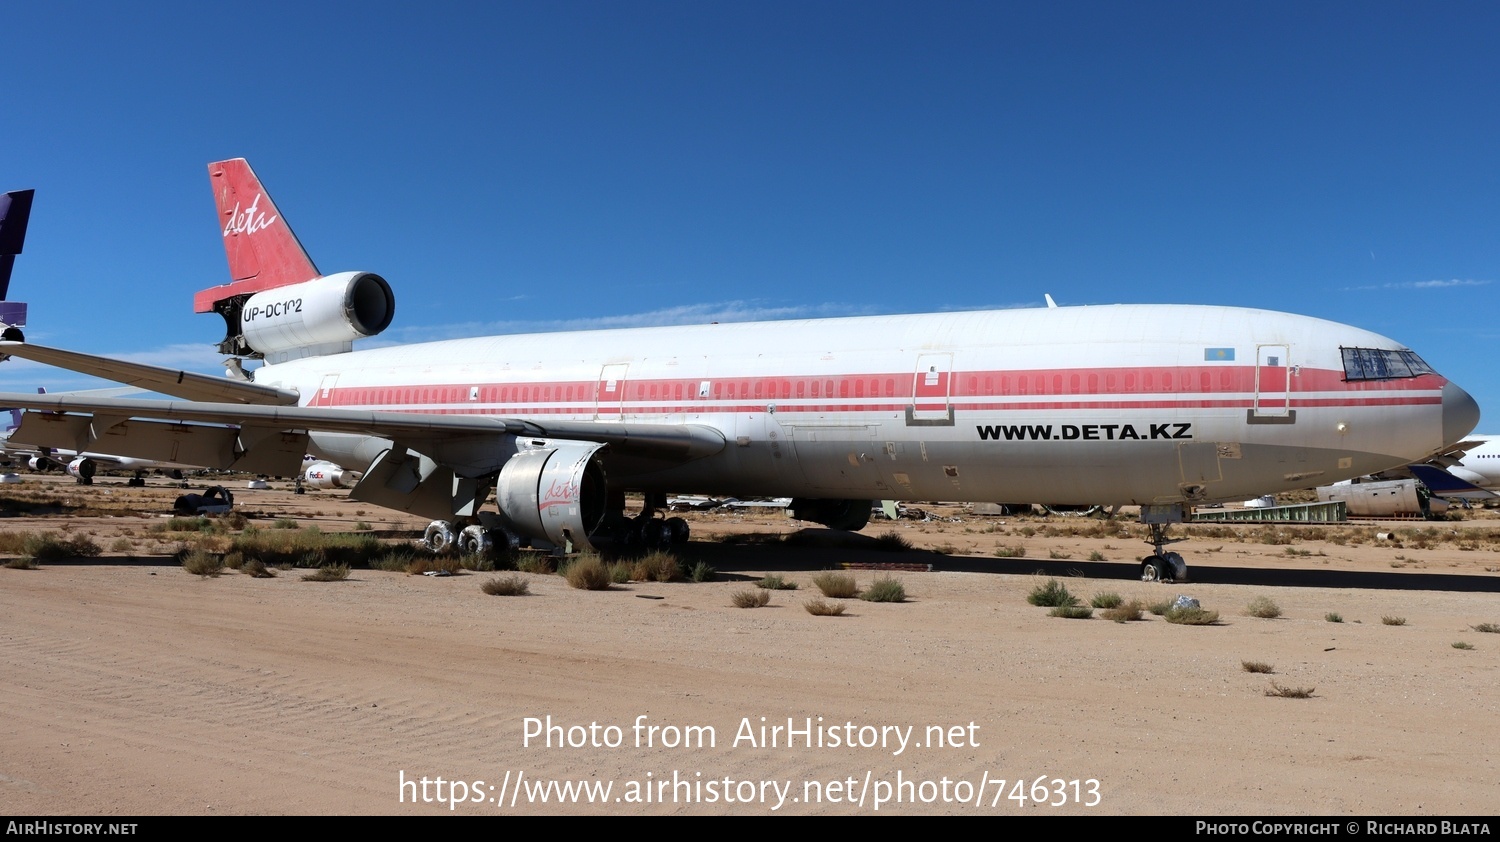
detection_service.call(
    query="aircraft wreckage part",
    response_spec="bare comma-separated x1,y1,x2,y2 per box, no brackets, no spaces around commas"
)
789,497,873,532
495,442,608,551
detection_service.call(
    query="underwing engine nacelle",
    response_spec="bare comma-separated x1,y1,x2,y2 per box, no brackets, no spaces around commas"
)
213,271,395,360
67,456,96,484
28,455,58,472
303,460,360,489
495,442,608,551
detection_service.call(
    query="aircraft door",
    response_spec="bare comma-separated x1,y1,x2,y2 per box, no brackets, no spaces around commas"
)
595,364,629,421
1252,344,1294,421
908,353,954,425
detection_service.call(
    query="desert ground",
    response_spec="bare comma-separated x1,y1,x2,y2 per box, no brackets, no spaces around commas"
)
2,472,1497,816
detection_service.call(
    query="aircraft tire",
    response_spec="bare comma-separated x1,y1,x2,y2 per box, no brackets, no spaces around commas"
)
664,517,690,544
1140,556,1170,583
458,525,492,557
423,520,457,554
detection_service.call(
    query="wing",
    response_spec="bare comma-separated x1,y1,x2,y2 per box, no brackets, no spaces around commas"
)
0,340,299,405
0,391,726,478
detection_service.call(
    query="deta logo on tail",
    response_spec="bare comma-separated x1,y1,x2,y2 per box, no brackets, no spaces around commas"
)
222,194,278,237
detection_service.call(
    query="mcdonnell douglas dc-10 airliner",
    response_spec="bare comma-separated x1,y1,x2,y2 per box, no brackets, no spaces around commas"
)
0,159,1479,581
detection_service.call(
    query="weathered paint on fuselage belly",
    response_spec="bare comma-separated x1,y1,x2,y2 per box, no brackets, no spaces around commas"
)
588,405,1422,505
263,305,1446,507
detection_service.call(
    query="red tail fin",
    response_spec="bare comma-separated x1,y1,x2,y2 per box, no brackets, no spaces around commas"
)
193,159,320,313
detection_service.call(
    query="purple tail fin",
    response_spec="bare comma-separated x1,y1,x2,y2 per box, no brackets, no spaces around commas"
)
0,189,35,328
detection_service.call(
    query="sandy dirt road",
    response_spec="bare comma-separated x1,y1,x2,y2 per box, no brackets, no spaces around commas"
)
1,475,1497,815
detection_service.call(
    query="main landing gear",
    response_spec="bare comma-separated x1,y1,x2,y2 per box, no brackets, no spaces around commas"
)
1139,504,1189,583
599,492,690,551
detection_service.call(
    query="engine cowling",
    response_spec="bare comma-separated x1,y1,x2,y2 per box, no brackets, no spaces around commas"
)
28,455,57,472
239,272,394,360
790,498,873,531
495,442,608,550
67,457,97,482
303,461,360,489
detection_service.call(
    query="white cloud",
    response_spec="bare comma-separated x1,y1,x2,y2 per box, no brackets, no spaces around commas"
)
1342,278,1493,291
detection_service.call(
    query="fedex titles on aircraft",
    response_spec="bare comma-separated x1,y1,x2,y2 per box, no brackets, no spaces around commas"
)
222,193,278,237
977,422,1194,442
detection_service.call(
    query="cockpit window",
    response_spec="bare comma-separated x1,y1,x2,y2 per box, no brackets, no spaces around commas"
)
1340,347,1436,381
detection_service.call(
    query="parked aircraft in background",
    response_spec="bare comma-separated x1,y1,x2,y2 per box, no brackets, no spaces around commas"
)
1405,435,1500,502
0,188,33,333
0,159,1480,581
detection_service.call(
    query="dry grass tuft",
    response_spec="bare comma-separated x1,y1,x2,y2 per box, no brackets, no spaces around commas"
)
811,571,858,598
632,550,680,583
859,576,907,603
1325,612,1344,623
1164,606,1220,625
564,554,611,590
481,574,530,596
1100,600,1144,623
180,547,223,577
1090,592,1123,609
1246,596,1282,619
1470,623,1500,634
804,598,847,616
1048,605,1093,619
1265,682,1315,698
1451,641,1475,650
1027,578,1078,608
301,564,350,582
873,531,912,552
756,574,798,590
1382,616,1407,626
732,588,771,608
1242,661,1275,674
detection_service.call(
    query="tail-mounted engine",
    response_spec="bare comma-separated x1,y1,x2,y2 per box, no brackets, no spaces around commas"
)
208,271,394,363
494,442,608,551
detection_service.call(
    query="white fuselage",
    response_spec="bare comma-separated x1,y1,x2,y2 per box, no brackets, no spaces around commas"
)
249,303,1469,507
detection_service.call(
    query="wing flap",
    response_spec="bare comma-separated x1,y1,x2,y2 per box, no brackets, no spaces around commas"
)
13,411,308,476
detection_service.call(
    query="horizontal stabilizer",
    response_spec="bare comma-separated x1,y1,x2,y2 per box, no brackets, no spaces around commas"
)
1408,464,1497,500
0,340,301,405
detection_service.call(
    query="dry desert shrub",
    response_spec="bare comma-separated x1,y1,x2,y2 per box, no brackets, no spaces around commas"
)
859,576,907,603
811,571,858,598
301,564,350,582
482,575,530,596
1100,600,1144,623
804,598,847,616
564,554,611,590
1246,596,1282,619
731,589,771,608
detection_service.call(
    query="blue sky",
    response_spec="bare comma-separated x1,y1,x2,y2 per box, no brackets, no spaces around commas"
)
3,2,1496,420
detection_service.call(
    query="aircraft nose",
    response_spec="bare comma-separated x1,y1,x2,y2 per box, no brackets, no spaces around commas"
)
1443,380,1481,447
